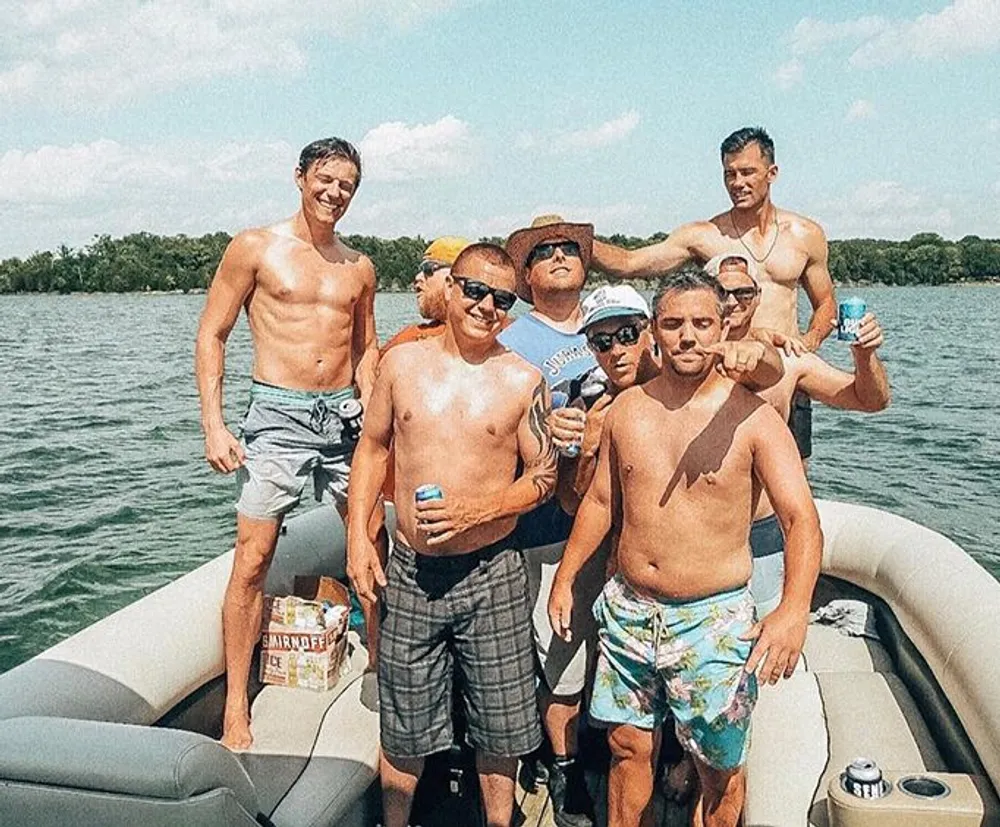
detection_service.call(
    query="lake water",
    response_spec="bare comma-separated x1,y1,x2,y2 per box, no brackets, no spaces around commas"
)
1,287,998,673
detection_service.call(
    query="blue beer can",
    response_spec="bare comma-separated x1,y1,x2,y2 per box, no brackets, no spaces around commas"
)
414,483,444,503
838,297,867,342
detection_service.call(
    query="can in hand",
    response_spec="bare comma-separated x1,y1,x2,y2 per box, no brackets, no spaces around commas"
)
337,398,364,442
550,390,582,458
838,297,867,342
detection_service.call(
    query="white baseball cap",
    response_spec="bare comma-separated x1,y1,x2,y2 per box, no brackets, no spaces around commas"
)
578,284,651,333
703,252,759,283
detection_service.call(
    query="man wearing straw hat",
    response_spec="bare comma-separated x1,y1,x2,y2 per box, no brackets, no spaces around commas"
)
499,214,603,827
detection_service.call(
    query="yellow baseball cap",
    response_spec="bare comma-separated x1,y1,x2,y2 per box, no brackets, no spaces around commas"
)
423,236,471,266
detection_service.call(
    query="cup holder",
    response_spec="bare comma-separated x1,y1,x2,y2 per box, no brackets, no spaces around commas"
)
898,775,951,800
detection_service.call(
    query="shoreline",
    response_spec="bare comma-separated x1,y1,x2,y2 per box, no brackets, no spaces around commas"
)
2,279,998,297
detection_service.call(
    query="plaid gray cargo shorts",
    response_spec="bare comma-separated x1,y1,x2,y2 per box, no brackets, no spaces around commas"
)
378,536,542,759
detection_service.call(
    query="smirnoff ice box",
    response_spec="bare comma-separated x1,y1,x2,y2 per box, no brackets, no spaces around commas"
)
259,595,350,691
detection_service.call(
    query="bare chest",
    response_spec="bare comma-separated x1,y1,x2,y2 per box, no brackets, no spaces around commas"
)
614,408,754,499
254,245,363,312
394,372,523,445
701,225,809,288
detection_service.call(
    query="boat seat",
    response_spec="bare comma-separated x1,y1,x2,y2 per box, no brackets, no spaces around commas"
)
745,667,946,827
238,632,380,827
800,624,893,673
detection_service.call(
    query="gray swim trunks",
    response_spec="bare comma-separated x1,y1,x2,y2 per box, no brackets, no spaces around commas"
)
235,381,356,521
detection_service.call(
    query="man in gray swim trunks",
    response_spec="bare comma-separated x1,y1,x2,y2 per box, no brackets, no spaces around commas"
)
195,137,382,750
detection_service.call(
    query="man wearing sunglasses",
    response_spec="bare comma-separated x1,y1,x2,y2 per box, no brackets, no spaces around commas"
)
588,127,838,464
549,271,822,827
347,243,555,827
498,214,601,827
711,253,890,619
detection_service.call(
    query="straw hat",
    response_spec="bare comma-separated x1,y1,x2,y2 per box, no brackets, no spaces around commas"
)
505,214,594,304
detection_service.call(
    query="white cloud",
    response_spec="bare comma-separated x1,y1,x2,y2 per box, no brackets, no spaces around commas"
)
0,0,466,109
773,58,805,89
850,0,1000,67
517,111,640,155
811,180,955,238
782,0,1000,72
789,16,889,56
845,99,877,122
988,118,1000,133
0,138,297,255
359,116,474,182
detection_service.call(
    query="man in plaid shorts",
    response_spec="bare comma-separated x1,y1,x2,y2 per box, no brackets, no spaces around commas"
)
347,243,558,827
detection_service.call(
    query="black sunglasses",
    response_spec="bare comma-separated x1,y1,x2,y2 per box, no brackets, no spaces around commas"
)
587,323,644,353
528,241,581,267
418,260,448,277
723,286,759,303
453,277,517,312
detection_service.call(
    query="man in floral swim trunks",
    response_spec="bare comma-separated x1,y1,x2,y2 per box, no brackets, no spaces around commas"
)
548,271,822,827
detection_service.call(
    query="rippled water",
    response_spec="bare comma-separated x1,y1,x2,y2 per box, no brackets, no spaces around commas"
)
1,288,998,673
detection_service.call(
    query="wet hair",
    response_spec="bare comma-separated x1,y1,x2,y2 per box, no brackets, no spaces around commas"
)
452,243,515,278
298,138,362,186
720,127,775,165
652,271,726,318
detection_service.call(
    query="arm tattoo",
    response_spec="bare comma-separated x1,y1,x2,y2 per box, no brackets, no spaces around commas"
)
525,378,557,502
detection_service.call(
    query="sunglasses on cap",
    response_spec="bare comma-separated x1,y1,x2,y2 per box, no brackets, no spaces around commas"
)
453,277,518,312
527,241,581,268
587,322,645,353
722,285,759,303
418,260,448,277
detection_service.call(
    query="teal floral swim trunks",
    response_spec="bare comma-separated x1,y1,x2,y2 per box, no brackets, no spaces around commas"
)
590,574,758,771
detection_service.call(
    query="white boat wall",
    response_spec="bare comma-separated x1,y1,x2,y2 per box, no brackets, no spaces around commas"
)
0,500,998,827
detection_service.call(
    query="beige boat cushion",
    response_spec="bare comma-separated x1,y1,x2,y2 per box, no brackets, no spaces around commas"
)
801,624,893,674
745,671,946,827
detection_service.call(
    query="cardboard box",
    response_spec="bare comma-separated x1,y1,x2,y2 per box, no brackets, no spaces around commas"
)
259,583,350,691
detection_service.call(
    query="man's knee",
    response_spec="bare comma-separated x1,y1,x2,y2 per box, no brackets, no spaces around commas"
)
608,724,655,763
694,761,742,802
232,517,281,585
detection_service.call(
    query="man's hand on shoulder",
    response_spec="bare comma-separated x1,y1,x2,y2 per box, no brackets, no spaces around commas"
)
751,327,808,357
741,604,809,684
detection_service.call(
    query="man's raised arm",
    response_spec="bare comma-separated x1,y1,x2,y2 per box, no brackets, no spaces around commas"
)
346,354,395,603
591,222,705,279
419,374,557,545
194,232,259,474
797,313,891,413
352,257,380,408
548,407,616,641
799,222,837,352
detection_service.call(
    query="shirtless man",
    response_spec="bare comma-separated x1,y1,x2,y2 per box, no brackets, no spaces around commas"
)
195,137,381,750
590,126,838,459
346,244,554,827
712,253,890,617
549,272,822,827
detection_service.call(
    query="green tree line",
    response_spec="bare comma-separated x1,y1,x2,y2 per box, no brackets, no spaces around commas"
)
1,231,998,294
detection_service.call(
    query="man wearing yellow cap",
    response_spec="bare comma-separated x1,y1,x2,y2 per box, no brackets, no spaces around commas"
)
382,236,472,352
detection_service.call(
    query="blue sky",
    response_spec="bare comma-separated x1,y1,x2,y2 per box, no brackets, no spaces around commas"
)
2,0,998,257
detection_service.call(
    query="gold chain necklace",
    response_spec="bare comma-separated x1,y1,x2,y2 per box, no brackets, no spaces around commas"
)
729,207,779,264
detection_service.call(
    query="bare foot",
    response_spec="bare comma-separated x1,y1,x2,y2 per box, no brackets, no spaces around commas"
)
221,708,253,751
662,752,697,804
